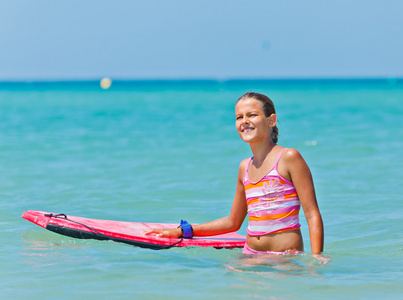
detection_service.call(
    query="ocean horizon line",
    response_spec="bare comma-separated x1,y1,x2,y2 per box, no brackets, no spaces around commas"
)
0,77,402,87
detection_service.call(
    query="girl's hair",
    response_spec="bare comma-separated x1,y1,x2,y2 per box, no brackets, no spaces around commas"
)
237,92,278,143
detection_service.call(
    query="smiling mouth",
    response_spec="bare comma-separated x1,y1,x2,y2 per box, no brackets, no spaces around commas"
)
242,128,254,133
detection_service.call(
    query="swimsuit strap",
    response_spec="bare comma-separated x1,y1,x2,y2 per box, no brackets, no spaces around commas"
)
244,157,254,184
245,157,253,173
273,148,287,171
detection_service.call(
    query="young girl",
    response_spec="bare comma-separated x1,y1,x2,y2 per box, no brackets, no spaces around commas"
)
145,92,325,258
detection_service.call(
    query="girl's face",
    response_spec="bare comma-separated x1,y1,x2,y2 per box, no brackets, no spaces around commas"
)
235,98,276,144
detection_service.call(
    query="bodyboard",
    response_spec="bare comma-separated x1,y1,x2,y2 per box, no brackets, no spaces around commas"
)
22,210,246,250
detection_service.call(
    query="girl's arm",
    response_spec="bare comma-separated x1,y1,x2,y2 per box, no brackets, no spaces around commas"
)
282,149,324,254
144,160,248,238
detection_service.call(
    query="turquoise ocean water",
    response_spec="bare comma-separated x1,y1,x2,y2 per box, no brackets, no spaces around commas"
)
1,80,402,299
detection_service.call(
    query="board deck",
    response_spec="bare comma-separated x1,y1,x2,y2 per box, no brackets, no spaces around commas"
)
22,210,246,250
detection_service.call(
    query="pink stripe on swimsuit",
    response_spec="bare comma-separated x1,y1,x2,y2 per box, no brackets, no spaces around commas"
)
244,148,301,236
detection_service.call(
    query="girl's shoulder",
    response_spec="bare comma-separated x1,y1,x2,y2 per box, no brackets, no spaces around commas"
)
281,148,303,161
279,148,309,171
277,148,308,181
238,157,251,172
237,157,253,181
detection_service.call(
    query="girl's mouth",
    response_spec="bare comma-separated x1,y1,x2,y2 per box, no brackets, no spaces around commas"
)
243,127,254,133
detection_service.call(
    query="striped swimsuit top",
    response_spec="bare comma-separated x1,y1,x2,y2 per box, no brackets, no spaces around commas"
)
244,148,301,236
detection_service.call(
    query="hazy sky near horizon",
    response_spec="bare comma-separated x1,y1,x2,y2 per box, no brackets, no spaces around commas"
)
1,0,402,80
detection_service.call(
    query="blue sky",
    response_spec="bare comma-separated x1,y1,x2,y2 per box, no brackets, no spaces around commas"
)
0,0,402,80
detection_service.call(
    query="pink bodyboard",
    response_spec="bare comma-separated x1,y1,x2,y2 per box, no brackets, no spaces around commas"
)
22,210,246,249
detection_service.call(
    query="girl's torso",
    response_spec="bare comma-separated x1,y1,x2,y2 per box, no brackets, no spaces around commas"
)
246,229,303,252
243,147,303,252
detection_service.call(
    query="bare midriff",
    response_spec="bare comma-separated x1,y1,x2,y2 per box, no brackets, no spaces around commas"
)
246,229,303,252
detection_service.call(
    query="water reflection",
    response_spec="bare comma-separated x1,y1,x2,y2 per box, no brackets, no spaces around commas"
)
225,253,327,277
20,232,90,267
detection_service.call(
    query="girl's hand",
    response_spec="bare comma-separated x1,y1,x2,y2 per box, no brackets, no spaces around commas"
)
143,228,182,238
312,253,331,264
